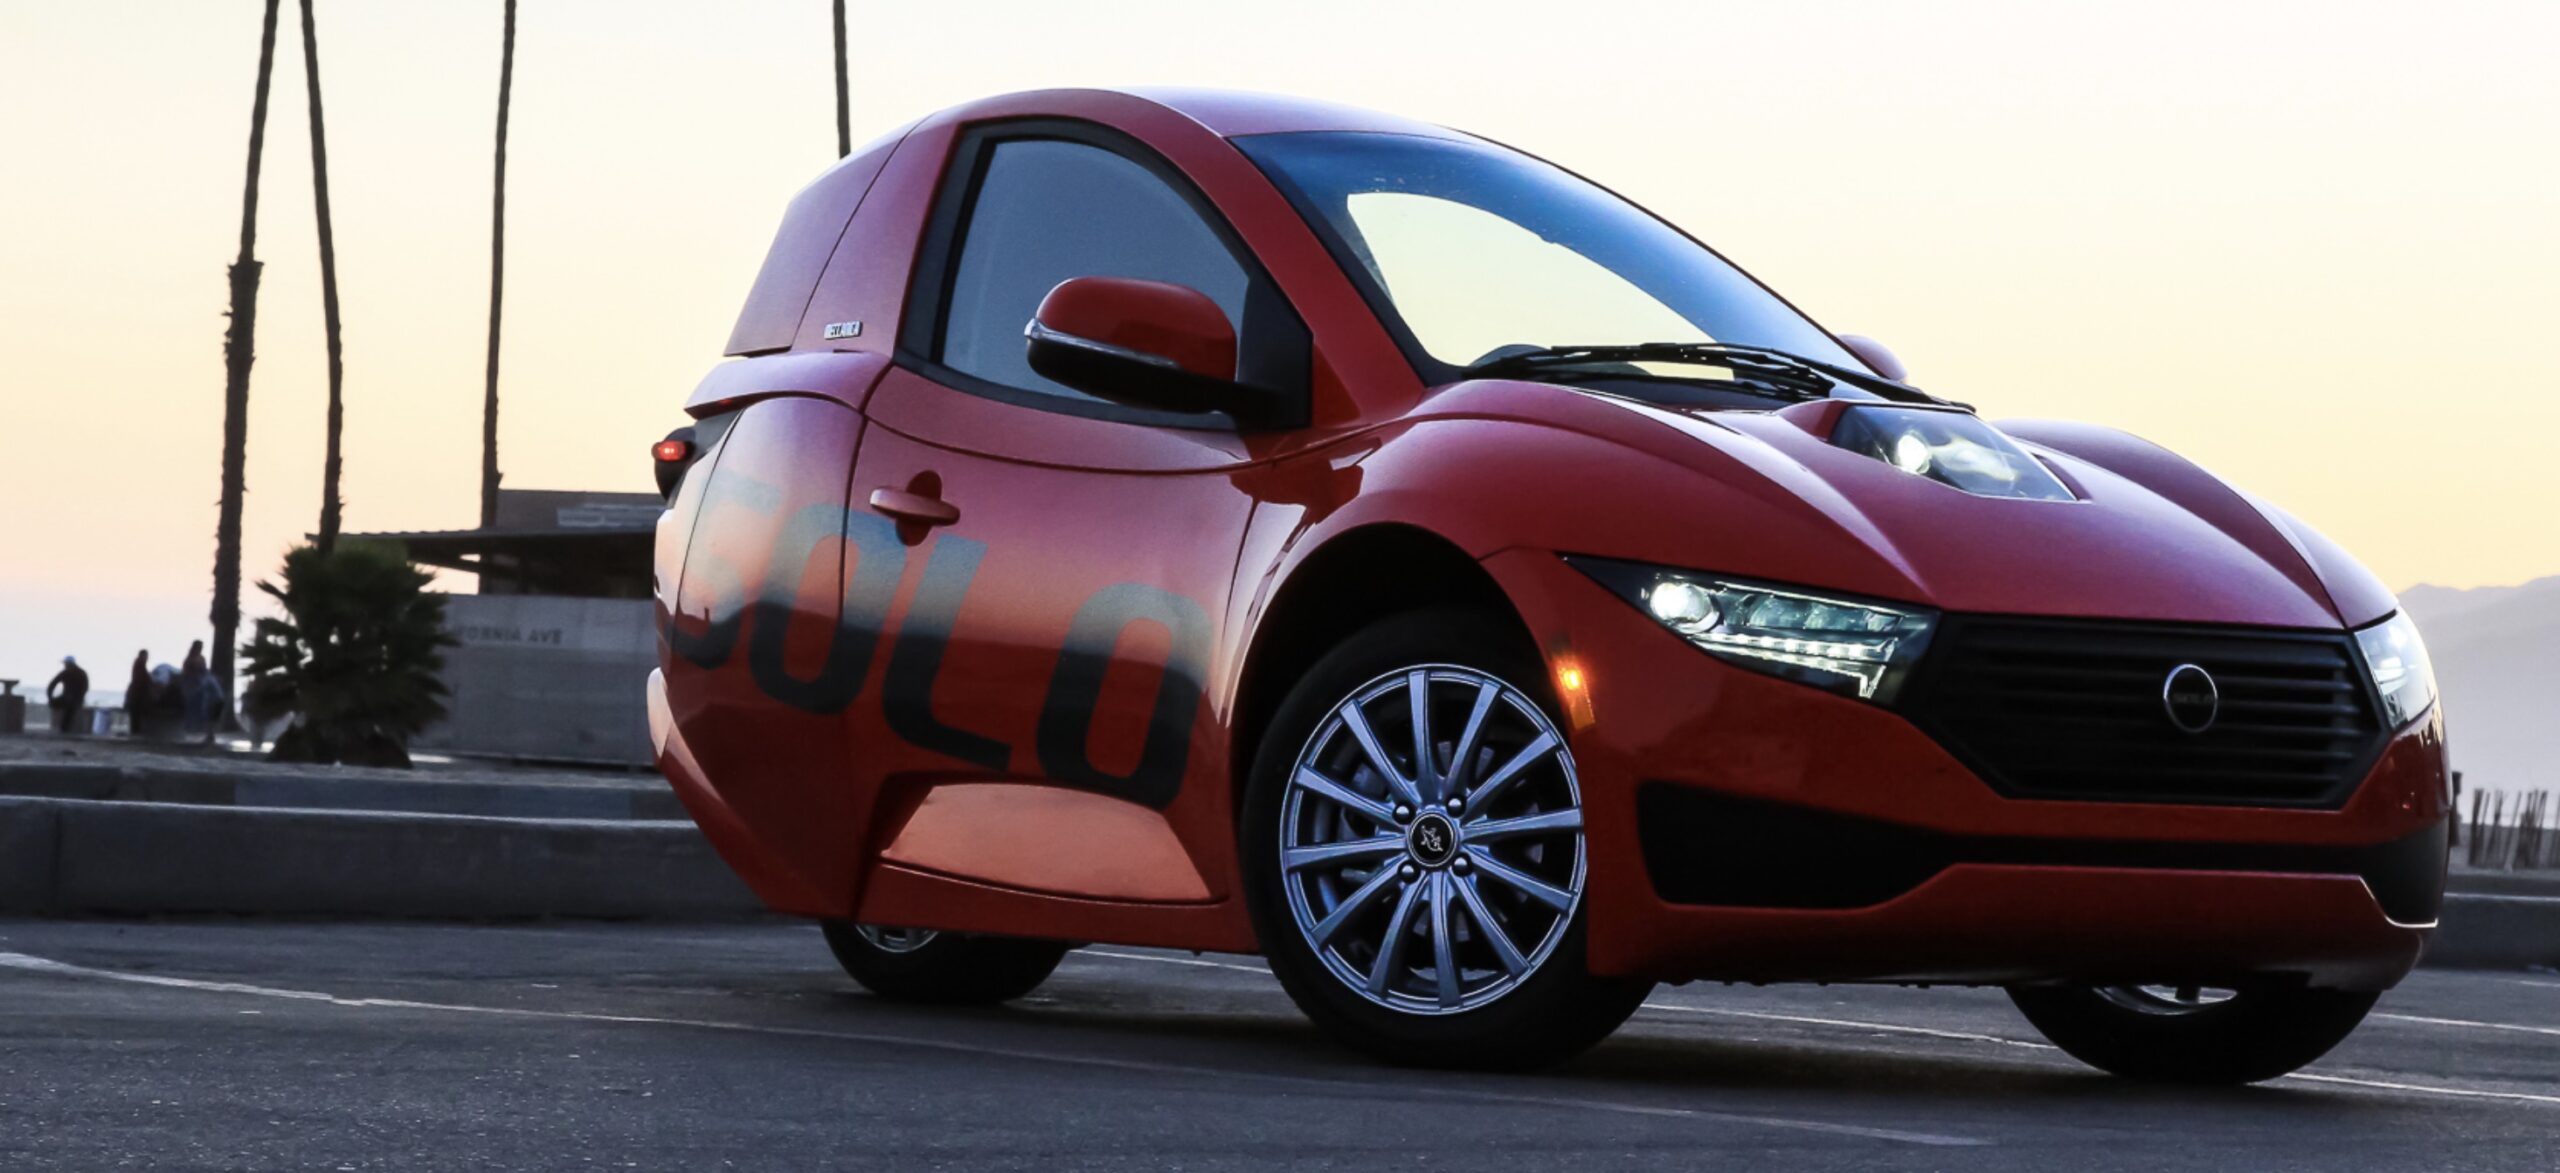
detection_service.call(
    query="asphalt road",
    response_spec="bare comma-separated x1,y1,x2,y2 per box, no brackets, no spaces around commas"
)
2,919,2556,1171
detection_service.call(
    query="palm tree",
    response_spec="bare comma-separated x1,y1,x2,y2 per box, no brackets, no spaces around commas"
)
240,542,457,766
833,0,850,157
211,0,284,723
298,0,347,552
480,0,517,528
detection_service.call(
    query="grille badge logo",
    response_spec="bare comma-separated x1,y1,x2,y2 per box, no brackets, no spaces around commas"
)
2161,663,2220,734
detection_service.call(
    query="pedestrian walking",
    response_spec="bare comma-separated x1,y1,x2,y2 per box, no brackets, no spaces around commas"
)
180,640,211,739
126,651,155,737
198,675,229,746
46,656,89,735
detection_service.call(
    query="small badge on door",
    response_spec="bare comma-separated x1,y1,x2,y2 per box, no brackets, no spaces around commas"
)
823,321,863,341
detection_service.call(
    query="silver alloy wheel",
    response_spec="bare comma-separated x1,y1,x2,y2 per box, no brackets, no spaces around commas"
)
1279,663,1585,1016
855,925,939,954
2095,985,2241,1015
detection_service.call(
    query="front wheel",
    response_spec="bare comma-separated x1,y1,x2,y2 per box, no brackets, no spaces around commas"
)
820,922,1069,1005
1242,609,1652,1070
2008,983,2379,1084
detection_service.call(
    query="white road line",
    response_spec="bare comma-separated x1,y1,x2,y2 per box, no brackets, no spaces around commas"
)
1064,950,2560,1106
2287,1073,2560,1107
2375,1012,2560,1038
0,950,1985,1149
1642,1001,2057,1051
1079,949,1270,975
1636,996,2560,1108
1066,949,2560,1106
1640,1000,2560,1104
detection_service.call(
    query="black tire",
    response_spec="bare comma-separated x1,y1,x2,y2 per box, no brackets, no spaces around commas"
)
819,922,1068,1005
2008,983,2379,1084
1242,608,1653,1070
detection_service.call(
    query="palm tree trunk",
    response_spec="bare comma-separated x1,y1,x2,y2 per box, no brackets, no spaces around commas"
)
480,0,516,528
298,0,346,552
832,0,849,158
212,0,284,722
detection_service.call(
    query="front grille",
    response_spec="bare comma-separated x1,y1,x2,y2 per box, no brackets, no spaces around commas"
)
1902,616,2387,808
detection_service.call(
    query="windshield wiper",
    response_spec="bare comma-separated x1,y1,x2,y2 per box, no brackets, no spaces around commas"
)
1463,342,1946,405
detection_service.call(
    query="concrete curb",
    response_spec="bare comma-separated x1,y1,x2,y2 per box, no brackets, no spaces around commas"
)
2,789,2555,968
0,763,686,821
2426,892,2560,971
0,796,758,920
0,798,58,909
2447,868,2560,899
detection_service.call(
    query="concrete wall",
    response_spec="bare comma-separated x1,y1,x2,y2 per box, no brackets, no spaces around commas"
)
0,796,761,920
419,594,655,765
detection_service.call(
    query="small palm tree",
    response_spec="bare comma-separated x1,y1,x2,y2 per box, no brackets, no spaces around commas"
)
240,543,457,767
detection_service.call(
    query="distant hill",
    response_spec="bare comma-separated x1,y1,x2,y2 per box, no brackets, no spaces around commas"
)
2398,576,2560,801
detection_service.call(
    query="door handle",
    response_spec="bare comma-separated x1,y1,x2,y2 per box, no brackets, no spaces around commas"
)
868,487,960,528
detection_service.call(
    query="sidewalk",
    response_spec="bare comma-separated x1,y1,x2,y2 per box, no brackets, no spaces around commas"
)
0,729,659,788
0,732,680,820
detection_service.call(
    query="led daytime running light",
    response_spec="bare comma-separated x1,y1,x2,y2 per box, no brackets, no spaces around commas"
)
1586,559,1937,704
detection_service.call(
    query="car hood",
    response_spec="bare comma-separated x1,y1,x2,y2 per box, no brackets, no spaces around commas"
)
1426,381,2394,629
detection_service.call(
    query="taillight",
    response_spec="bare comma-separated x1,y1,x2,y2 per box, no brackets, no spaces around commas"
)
653,428,699,501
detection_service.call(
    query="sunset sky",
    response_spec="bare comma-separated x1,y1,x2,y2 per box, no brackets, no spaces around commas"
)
3,0,2555,692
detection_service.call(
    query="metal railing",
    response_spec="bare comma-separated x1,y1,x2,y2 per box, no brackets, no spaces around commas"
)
2465,787,2555,870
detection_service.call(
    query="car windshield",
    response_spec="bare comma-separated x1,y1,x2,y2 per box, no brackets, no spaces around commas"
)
1236,131,1870,396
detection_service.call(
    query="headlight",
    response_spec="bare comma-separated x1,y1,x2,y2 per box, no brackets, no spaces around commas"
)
2354,611,2437,727
1570,557,1938,704
1830,406,2076,502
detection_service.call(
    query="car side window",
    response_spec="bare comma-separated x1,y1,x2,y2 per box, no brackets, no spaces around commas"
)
936,139,1250,403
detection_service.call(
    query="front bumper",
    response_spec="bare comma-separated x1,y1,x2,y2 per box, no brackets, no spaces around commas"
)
1483,550,2452,991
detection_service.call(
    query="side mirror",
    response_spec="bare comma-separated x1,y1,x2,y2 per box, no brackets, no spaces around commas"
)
1025,276,1273,422
1836,334,1909,383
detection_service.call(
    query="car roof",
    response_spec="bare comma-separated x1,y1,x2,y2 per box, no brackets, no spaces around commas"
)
1126,87,1475,141
927,87,1477,143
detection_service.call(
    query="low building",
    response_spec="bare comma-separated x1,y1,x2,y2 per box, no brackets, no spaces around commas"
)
350,490,659,766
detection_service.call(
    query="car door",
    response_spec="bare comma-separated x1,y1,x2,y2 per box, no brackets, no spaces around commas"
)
840,125,1309,925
